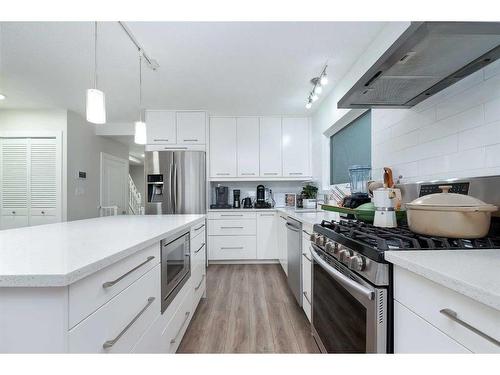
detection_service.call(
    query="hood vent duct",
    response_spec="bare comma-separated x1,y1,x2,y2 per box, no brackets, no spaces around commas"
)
338,22,500,109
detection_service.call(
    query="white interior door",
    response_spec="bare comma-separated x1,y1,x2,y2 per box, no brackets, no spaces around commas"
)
100,153,129,215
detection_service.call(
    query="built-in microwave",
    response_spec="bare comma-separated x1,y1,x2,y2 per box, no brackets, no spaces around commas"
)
161,231,190,313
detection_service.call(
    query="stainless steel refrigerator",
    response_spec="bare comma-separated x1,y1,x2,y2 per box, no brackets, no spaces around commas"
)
144,151,206,214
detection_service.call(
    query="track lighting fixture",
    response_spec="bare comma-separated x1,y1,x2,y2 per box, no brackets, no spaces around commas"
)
305,64,328,109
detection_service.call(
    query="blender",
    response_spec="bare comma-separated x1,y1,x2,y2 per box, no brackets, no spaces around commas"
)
344,165,372,208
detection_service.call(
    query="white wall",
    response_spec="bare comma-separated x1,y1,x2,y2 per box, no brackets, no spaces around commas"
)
0,109,68,220
66,111,129,221
371,59,500,183
311,23,411,190
129,164,145,205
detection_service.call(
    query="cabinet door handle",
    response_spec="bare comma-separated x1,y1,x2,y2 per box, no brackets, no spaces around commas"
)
289,172,303,175
303,291,311,305
103,297,155,349
183,139,198,142
216,173,231,176
241,173,256,176
263,172,278,175
194,224,205,231
195,243,205,254
220,214,243,217
11,211,16,215
286,223,300,232
170,311,191,344
439,308,500,347
220,226,244,229
260,213,275,216
221,246,244,250
195,275,206,291
302,252,312,262
102,256,155,288
154,138,169,141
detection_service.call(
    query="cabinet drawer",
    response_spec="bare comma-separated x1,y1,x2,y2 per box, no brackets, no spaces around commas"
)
208,219,256,236
394,266,500,353
190,221,206,238
303,295,311,323
208,235,257,260
164,283,194,353
394,301,470,353
301,248,312,322
208,211,256,220
191,227,206,255
69,265,160,353
69,244,160,328
192,263,206,312
30,208,57,216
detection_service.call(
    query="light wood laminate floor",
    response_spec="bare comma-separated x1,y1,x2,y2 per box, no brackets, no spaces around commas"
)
178,264,320,353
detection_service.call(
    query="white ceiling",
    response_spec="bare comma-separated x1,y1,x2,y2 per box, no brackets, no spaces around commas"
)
0,21,385,122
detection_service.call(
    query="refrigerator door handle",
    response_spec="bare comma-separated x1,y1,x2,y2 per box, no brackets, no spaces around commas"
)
169,163,175,213
173,163,178,213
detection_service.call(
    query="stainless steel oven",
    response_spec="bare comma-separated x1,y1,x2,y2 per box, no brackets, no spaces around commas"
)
161,231,190,313
311,243,388,353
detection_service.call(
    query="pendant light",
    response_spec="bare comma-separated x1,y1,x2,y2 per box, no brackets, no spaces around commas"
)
86,21,106,124
134,51,147,145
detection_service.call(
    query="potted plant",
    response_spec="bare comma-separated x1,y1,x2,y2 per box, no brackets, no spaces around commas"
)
301,183,318,209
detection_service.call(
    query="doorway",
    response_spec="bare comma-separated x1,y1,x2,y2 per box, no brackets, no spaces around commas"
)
100,152,129,215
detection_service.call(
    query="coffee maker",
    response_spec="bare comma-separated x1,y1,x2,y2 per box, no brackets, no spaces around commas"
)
254,184,272,209
210,185,231,209
233,189,241,209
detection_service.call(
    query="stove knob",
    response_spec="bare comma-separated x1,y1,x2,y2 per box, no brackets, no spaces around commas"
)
325,240,337,254
339,249,353,263
315,235,326,247
349,255,366,271
309,233,317,243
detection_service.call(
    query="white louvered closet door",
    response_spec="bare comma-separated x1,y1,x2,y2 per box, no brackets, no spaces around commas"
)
0,138,30,229
29,138,60,226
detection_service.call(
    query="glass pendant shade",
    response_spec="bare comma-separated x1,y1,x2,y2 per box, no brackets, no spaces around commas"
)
86,88,106,124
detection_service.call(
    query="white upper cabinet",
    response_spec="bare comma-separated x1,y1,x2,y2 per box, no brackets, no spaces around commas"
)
282,117,310,177
237,117,260,177
176,111,206,145
146,111,176,144
210,117,237,177
259,117,282,177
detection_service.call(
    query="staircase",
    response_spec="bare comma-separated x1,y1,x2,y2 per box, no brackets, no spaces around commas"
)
128,175,144,215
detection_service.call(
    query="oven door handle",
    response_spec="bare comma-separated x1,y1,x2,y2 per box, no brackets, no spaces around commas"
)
310,246,374,301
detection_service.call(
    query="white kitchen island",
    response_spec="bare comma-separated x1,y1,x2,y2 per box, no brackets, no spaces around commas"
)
0,214,206,353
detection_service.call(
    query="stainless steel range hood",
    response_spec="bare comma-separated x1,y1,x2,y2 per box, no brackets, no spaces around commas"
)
338,22,500,109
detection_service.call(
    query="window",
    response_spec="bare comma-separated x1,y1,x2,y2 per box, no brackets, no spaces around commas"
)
330,110,371,185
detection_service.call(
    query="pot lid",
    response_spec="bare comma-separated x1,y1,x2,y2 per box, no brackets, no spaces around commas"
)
407,185,494,208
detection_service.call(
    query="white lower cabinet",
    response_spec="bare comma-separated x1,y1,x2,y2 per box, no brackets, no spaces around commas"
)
394,301,471,353
277,214,288,275
301,228,312,322
69,264,161,353
209,235,257,260
394,266,500,353
256,212,278,259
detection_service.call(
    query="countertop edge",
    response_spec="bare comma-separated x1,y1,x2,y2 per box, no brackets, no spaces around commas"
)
385,251,500,311
0,216,206,288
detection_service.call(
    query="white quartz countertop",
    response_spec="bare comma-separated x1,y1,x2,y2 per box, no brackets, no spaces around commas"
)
385,250,500,311
0,214,205,287
208,207,341,226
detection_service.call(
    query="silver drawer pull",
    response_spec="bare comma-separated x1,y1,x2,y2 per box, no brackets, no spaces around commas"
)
195,243,205,253
263,172,278,175
260,213,275,216
220,214,243,217
302,229,311,236
154,138,169,141
289,172,303,175
220,226,244,229
302,252,312,262
195,275,206,291
102,256,155,288
439,308,500,347
183,139,198,142
194,224,205,231
103,297,155,349
221,246,244,250
303,291,311,305
241,173,255,176
216,173,231,176
170,311,191,344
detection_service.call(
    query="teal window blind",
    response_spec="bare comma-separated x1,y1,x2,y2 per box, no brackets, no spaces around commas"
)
330,111,371,185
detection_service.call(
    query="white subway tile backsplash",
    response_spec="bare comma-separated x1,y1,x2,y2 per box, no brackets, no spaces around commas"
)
372,61,500,180
458,121,500,151
484,96,500,124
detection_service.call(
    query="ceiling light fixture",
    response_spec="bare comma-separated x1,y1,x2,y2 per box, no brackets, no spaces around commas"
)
134,51,147,145
0,94,6,101
86,22,106,124
305,64,328,110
